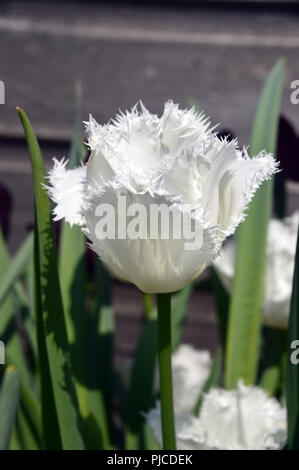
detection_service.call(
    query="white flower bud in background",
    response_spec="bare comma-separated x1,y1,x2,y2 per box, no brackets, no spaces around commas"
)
213,212,299,329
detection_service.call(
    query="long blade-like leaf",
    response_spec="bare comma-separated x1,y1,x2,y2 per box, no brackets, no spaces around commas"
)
17,107,84,449
0,232,34,388
69,81,86,168
82,258,114,450
0,366,20,450
0,232,33,308
59,215,88,415
259,328,287,397
193,348,222,416
125,309,158,450
59,83,89,421
287,225,299,449
211,268,230,355
225,59,285,389
171,284,193,351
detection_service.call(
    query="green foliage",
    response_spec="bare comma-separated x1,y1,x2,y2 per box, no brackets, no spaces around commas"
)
225,60,285,389
125,308,158,450
0,366,20,450
18,107,84,450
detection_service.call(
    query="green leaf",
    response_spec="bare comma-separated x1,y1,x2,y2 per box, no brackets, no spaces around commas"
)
259,328,287,397
17,107,84,450
23,257,37,359
211,268,230,355
9,426,22,450
287,225,299,449
59,222,87,415
0,232,33,308
0,222,40,450
69,81,86,168
143,293,154,319
19,381,42,448
9,379,42,450
125,309,158,450
0,232,34,388
59,83,89,421
224,59,285,389
13,408,40,450
171,283,193,351
84,259,114,450
193,349,222,416
0,366,21,450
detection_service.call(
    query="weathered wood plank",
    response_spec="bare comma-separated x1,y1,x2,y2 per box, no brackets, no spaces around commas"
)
0,2,298,145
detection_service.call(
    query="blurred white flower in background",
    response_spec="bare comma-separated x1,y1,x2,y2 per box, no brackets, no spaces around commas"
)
213,212,299,329
146,381,287,450
155,344,212,413
47,101,278,293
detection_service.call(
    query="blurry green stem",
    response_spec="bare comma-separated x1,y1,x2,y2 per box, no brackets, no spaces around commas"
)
143,293,154,319
157,293,176,450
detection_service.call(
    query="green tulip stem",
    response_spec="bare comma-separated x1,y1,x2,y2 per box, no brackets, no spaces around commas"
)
157,292,176,450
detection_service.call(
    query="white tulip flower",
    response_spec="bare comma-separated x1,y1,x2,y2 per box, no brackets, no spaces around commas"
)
146,381,287,450
213,212,299,329
155,344,211,413
46,101,278,293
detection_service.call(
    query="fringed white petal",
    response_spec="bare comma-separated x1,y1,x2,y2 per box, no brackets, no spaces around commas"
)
199,139,279,236
46,158,87,226
85,101,213,195
85,104,165,192
160,100,212,156
216,149,279,238
146,381,287,450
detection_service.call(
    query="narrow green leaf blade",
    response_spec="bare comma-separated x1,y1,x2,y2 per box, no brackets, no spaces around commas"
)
0,366,21,450
0,232,34,388
259,328,287,397
69,81,86,168
0,232,33,308
171,284,193,351
19,380,42,448
14,408,40,450
59,222,87,416
17,107,84,450
86,258,114,449
225,59,285,389
194,348,222,416
211,268,230,355
125,312,158,450
59,84,89,423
